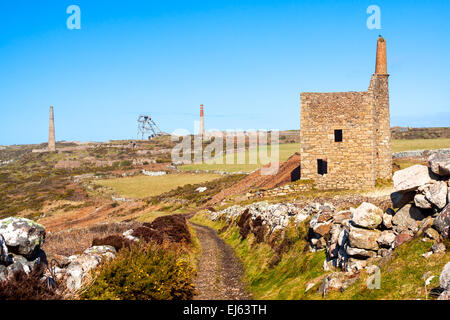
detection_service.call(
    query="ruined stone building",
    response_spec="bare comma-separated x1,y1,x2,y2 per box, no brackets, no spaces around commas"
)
299,37,392,189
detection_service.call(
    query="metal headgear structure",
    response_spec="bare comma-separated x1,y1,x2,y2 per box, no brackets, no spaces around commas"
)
137,115,163,140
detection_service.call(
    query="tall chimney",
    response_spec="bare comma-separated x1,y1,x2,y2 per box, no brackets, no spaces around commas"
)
48,106,56,152
375,36,388,75
200,104,205,136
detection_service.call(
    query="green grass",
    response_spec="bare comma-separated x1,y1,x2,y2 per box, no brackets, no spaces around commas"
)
393,159,427,171
179,144,299,173
95,173,222,199
325,238,448,300
391,138,450,153
134,210,173,223
191,212,449,300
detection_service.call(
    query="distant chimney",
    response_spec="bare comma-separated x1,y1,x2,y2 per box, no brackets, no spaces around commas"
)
200,104,205,136
48,106,56,152
375,36,388,75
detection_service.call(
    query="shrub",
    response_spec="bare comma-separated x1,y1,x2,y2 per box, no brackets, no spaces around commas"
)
146,215,191,244
81,244,197,300
237,209,251,239
0,266,62,300
132,226,166,244
92,235,133,251
132,215,191,245
120,160,132,167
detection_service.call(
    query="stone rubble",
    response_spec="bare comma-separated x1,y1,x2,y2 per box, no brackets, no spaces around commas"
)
0,217,118,295
438,262,450,300
209,200,322,235
393,164,436,193
142,170,167,176
196,187,208,193
429,152,450,177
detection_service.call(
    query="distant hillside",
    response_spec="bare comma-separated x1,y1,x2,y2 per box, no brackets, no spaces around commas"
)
391,127,450,140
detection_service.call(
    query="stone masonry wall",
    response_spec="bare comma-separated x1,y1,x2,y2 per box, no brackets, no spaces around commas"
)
300,91,377,190
370,74,392,180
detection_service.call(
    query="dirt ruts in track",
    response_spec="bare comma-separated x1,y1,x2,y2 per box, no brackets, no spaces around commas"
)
191,223,251,300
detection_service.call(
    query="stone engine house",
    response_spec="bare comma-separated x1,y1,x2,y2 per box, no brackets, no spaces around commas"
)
300,37,392,189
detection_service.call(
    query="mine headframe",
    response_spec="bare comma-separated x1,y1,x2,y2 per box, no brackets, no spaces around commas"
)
137,115,163,140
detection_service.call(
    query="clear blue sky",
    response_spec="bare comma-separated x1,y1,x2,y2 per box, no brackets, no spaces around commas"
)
1,0,449,145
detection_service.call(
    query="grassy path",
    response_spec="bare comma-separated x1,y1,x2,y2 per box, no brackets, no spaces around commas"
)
191,223,251,300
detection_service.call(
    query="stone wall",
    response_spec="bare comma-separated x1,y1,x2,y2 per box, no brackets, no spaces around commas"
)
393,148,450,159
370,74,392,180
300,90,377,189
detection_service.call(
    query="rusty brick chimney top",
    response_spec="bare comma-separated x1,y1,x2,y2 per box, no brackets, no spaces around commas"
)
375,36,388,75
200,104,205,136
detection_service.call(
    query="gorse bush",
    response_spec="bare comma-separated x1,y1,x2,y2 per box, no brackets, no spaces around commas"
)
81,244,197,300
120,160,132,167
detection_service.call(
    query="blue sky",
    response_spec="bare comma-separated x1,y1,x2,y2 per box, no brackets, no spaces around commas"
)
1,0,449,145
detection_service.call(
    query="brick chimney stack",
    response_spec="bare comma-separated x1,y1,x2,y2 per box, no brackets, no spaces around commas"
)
48,106,56,152
200,104,205,136
375,36,388,75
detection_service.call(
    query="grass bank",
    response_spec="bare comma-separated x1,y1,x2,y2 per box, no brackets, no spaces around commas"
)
191,212,449,300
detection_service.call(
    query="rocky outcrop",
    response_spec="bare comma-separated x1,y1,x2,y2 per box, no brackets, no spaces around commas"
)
377,231,396,248
434,204,450,239
0,217,118,296
209,201,312,236
392,204,426,235
350,202,383,229
0,235,8,264
0,217,45,258
62,246,116,292
391,191,415,209
438,263,450,300
420,181,448,210
348,225,380,251
414,194,432,209
0,217,47,281
393,165,436,193
429,152,450,177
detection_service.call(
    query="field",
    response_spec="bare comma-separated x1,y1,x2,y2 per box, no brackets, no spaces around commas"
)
180,143,299,173
391,138,450,152
95,173,222,199
179,139,450,173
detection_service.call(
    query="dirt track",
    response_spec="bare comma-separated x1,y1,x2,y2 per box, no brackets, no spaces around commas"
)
191,223,251,300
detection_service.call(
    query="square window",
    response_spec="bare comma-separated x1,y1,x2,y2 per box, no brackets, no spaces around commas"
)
334,129,343,142
317,159,328,175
